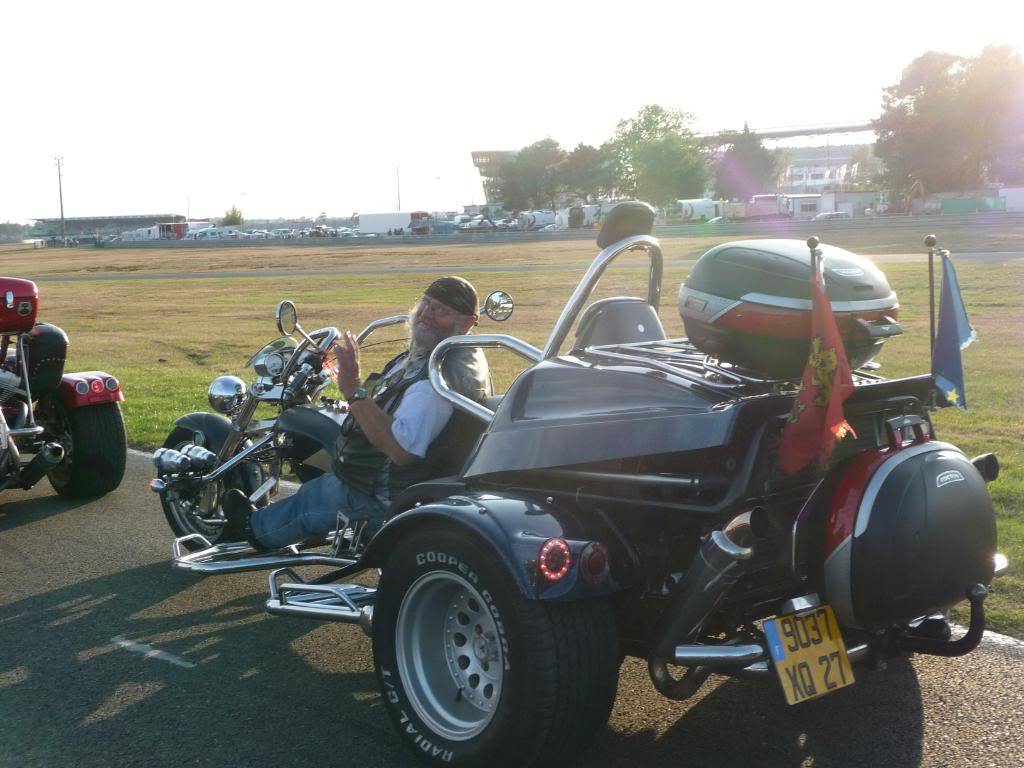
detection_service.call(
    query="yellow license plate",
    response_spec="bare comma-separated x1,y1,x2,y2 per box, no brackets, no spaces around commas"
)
764,605,855,705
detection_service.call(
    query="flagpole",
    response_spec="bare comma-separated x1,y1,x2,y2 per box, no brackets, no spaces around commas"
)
925,234,937,360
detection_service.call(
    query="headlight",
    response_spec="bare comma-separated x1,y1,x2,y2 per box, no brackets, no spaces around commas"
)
208,375,246,413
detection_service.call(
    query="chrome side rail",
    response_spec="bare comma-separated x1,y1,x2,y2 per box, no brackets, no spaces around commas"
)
357,315,408,344
266,568,375,635
428,333,543,422
543,234,663,359
171,534,357,574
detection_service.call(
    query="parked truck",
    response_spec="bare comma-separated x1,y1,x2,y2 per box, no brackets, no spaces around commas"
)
358,211,429,235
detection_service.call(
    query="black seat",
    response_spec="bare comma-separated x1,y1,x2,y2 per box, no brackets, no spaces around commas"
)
574,297,666,349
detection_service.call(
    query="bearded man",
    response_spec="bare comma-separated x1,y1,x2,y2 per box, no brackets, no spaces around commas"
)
223,276,489,551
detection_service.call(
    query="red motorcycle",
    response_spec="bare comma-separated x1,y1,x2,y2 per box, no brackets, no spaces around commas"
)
0,277,126,497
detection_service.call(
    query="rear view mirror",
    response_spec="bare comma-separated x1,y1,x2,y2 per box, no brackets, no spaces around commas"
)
483,291,514,322
276,300,298,335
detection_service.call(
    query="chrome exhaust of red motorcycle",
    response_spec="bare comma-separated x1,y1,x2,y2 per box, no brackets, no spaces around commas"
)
648,512,754,700
16,442,64,489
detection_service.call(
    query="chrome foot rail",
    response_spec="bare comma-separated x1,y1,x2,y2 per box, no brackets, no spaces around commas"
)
266,568,375,635
171,534,358,574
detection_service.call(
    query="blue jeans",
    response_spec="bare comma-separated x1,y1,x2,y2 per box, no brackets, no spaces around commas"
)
250,472,386,550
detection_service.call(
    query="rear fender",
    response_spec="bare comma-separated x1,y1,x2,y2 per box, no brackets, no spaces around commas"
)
361,492,633,601
57,371,125,408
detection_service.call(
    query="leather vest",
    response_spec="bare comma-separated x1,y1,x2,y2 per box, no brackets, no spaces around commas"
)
332,347,490,500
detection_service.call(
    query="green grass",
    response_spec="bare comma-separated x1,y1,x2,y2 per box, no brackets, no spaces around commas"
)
30,242,1024,637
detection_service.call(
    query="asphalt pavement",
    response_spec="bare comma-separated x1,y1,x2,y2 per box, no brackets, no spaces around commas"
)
1,452,1022,768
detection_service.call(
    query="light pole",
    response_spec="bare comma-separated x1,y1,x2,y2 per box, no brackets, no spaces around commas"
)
395,166,402,211
55,156,66,242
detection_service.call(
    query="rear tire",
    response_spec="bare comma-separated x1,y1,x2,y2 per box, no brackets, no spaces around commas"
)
47,402,127,498
373,528,620,768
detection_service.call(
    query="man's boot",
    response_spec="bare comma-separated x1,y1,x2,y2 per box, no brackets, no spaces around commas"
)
222,488,270,552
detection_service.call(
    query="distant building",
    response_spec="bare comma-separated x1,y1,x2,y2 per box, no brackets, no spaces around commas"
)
471,150,517,206
778,145,882,194
29,214,185,238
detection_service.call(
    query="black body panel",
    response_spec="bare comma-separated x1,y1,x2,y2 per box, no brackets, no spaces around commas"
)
462,357,739,478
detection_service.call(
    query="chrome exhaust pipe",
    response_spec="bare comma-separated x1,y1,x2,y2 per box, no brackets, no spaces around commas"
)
18,442,64,489
649,513,753,700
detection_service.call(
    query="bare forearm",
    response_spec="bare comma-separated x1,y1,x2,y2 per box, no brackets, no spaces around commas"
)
347,400,416,465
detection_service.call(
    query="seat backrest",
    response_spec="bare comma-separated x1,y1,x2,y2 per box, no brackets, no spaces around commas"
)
574,297,666,349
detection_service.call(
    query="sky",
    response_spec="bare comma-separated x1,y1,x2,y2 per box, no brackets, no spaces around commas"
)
1,0,1020,223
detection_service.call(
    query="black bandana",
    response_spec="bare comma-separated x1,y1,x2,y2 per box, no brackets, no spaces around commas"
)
425,276,478,317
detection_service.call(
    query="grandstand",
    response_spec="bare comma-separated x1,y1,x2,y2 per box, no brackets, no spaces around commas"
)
29,214,185,239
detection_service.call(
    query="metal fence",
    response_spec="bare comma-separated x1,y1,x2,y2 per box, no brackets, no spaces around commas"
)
102,212,1024,250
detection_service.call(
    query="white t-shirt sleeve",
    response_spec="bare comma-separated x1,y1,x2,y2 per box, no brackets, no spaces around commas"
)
390,380,455,458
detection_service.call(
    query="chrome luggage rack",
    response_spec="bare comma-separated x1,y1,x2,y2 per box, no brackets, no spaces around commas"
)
265,567,376,634
584,337,882,398
171,533,358,574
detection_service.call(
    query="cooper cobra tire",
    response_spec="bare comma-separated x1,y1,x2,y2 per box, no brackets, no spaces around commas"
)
47,402,127,498
157,426,263,543
373,528,620,768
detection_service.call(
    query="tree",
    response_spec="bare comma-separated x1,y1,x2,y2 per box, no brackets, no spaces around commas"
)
874,47,1024,196
494,138,567,211
222,206,244,226
560,143,616,203
632,134,707,204
610,105,706,202
714,123,778,200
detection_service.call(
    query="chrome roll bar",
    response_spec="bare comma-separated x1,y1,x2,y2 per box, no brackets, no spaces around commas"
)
428,333,543,422
357,315,408,344
543,234,663,359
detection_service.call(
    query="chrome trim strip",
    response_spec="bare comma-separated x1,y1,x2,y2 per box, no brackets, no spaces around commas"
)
8,426,44,437
543,235,663,359
739,291,899,313
678,286,743,323
853,441,959,538
428,333,542,422
823,535,857,628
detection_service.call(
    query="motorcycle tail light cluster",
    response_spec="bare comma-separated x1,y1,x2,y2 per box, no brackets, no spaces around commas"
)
538,538,571,582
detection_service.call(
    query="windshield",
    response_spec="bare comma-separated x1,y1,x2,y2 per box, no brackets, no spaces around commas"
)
245,336,298,370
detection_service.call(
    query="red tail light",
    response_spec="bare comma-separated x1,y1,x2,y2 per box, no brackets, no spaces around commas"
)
538,538,571,581
580,542,609,583
89,379,104,394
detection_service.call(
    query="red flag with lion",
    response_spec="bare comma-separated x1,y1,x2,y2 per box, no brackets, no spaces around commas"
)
778,255,856,474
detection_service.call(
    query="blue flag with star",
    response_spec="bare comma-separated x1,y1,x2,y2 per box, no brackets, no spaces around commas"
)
932,252,977,410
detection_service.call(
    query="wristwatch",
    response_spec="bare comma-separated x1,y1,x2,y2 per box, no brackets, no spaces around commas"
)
347,386,369,403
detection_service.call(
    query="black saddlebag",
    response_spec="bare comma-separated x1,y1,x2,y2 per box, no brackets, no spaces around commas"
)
24,323,68,395
823,441,996,630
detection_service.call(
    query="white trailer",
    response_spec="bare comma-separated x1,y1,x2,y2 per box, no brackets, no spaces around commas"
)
517,210,556,230
677,199,727,222
358,212,414,234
